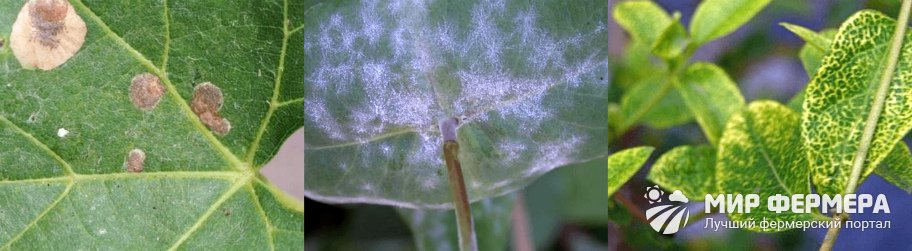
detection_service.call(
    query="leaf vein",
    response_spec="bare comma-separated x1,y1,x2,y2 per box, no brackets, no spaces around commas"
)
0,181,74,249
0,116,75,176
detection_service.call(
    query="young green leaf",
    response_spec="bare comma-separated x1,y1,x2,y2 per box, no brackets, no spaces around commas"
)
652,17,690,60
608,146,654,196
876,143,912,193
787,89,806,112
677,63,746,145
613,1,672,47
717,101,812,232
619,75,693,130
304,0,609,208
796,29,836,78
791,29,835,111
689,0,772,45
398,194,515,251
0,0,303,249
647,145,716,200
802,10,912,196
780,23,832,51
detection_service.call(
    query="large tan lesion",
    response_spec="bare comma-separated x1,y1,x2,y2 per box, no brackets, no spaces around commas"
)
9,0,87,70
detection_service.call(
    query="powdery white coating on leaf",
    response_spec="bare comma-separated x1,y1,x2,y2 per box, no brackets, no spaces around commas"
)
56,127,67,138
9,0,87,71
304,0,609,208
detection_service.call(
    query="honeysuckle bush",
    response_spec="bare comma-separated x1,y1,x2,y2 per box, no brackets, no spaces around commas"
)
609,0,912,249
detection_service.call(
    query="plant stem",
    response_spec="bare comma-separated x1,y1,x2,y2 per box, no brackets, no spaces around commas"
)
820,1,912,250
444,140,477,251
613,78,674,137
511,195,534,251
612,193,648,224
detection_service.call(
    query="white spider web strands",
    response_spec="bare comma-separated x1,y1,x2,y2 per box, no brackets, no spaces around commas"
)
304,0,609,208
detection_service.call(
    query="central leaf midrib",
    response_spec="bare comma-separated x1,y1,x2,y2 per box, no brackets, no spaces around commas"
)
743,110,797,196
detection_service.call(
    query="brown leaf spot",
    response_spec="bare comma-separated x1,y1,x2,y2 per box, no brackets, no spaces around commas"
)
129,73,165,111
125,149,145,173
223,208,231,216
191,82,231,135
9,0,87,70
29,0,68,48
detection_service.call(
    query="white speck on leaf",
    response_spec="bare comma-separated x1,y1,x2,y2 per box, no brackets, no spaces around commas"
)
56,128,68,138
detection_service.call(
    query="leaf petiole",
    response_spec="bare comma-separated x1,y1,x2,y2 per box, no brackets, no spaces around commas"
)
443,140,477,251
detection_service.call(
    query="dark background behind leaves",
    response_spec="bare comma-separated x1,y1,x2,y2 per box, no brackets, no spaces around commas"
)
609,0,912,250
304,158,608,250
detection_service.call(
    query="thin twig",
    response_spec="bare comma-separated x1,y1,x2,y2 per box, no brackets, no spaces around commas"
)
820,1,912,249
511,195,534,251
612,192,647,224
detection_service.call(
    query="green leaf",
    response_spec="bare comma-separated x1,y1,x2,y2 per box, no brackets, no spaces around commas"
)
787,89,806,112
304,0,610,208
802,10,912,196
554,159,609,224
648,145,716,200
780,23,832,51
619,75,693,130
791,29,835,112
677,63,746,145
651,17,690,59
614,42,661,88
0,0,303,249
613,0,672,46
521,158,607,248
876,142,912,193
689,0,772,45
796,29,836,78
717,101,812,232
608,146,654,196
798,44,827,79
398,194,515,251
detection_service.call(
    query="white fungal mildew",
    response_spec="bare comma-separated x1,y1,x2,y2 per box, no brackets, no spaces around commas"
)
9,0,87,70
304,0,608,207
56,127,68,138
306,1,604,145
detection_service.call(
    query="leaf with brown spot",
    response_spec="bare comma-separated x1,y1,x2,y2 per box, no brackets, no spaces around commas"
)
0,0,303,249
